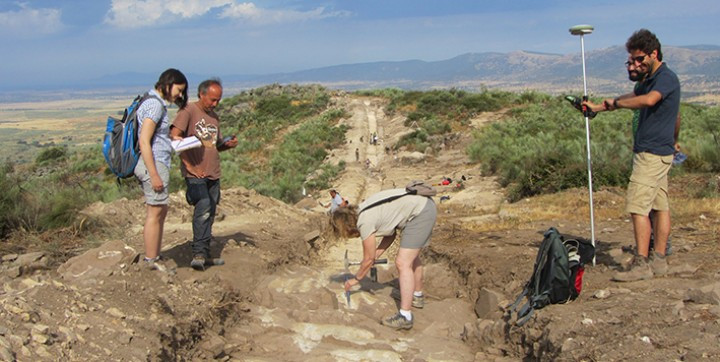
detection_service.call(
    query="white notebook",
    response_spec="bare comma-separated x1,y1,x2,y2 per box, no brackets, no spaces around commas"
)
171,136,202,153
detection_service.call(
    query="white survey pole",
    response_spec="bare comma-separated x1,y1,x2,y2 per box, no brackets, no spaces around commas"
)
569,24,596,265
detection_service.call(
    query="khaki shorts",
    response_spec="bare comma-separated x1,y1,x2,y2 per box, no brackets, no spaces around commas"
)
625,152,673,215
400,199,437,249
134,158,170,205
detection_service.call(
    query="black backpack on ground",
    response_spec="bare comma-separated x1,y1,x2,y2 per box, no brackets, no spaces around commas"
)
506,227,595,326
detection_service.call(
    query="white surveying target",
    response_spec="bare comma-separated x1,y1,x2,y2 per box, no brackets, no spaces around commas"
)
569,24,594,35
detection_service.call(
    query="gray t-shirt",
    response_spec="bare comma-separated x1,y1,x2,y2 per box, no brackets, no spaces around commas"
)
634,63,681,156
357,188,431,240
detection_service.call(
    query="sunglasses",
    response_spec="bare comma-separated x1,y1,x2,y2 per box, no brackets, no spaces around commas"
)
629,55,647,64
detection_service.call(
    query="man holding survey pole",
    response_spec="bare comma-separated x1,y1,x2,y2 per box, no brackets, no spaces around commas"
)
583,29,680,282
171,78,238,271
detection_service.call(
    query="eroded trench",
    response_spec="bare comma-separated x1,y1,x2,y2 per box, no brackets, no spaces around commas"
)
157,230,559,361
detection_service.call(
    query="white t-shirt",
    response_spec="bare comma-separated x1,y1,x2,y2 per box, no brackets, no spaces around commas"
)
330,193,344,212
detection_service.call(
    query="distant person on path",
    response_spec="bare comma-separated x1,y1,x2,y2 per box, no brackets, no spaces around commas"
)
135,68,188,269
171,78,238,271
584,29,681,282
324,189,347,213
334,188,437,330
355,148,360,162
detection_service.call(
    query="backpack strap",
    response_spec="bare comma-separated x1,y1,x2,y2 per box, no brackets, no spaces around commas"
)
515,306,535,326
135,93,167,146
358,192,410,215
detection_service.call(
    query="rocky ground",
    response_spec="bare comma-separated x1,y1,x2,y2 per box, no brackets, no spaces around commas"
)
0,95,718,361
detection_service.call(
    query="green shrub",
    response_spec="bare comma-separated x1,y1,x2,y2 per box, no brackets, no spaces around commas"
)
469,97,720,201
468,97,634,201
35,146,67,165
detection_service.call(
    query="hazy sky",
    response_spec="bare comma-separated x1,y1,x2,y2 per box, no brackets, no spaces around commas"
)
1,0,718,89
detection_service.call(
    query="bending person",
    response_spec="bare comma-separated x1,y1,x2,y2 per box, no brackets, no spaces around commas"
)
333,188,437,330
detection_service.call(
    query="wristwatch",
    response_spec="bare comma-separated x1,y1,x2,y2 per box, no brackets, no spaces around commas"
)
613,98,619,109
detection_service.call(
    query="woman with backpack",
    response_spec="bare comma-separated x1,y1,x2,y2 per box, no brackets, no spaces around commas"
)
333,186,437,330
134,68,188,269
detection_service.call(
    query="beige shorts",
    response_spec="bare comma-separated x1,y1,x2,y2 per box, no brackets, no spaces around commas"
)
134,158,170,205
625,152,673,215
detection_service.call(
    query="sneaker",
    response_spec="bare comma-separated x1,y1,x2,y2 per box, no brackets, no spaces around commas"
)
390,290,425,309
412,295,424,309
204,257,225,266
612,255,653,282
190,255,206,271
142,256,166,272
381,313,413,330
650,252,668,276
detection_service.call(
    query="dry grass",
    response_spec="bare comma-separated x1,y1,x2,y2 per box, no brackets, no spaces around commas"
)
457,176,720,234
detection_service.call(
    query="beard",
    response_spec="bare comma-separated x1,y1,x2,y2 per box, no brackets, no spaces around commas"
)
628,69,646,82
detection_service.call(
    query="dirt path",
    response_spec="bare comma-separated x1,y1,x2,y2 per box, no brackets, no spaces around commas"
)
233,97,481,360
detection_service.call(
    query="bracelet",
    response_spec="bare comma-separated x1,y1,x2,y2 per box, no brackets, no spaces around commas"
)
354,276,361,282
613,98,619,109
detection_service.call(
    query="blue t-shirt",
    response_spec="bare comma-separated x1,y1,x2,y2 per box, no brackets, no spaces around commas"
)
634,63,680,156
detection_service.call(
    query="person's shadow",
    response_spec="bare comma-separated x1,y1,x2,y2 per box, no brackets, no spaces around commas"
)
163,231,256,269
329,272,393,300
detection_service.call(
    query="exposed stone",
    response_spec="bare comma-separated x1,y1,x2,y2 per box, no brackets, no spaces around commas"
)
0,345,14,362
57,240,137,282
200,334,226,358
1,254,18,262
474,288,504,319
13,252,44,268
117,332,132,345
685,283,720,305
303,230,321,244
593,289,611,299
669,264,698,275
106,307,126,319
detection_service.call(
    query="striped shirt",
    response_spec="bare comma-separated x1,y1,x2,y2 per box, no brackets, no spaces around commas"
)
136,89,172,167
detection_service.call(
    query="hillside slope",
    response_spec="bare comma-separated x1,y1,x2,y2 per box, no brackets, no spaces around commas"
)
0,94,718,361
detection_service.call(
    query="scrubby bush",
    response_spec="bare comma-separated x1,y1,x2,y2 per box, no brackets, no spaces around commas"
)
468,96,634,201
469,96,720,201
35,146,67,165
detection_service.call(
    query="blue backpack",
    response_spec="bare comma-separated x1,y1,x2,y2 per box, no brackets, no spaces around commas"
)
102,93,164,178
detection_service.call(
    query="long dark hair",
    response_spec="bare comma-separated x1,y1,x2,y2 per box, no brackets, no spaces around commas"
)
155,68,188,109
331,206,360,238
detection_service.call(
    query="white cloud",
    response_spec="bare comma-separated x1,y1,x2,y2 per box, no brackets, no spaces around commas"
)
105,0,349,28
0,3,64,36
105,0,233,28
219,3,350,24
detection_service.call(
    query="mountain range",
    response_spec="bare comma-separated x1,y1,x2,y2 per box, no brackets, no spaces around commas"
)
4,45,720,102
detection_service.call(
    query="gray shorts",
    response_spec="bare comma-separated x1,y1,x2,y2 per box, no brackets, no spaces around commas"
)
134,158,170,205
400,199,437,249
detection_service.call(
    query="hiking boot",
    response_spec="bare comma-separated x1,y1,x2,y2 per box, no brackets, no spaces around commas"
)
190,255,206,271
650,252,668,276
391,290,425,309
381,313,413,330
612,255,653,282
